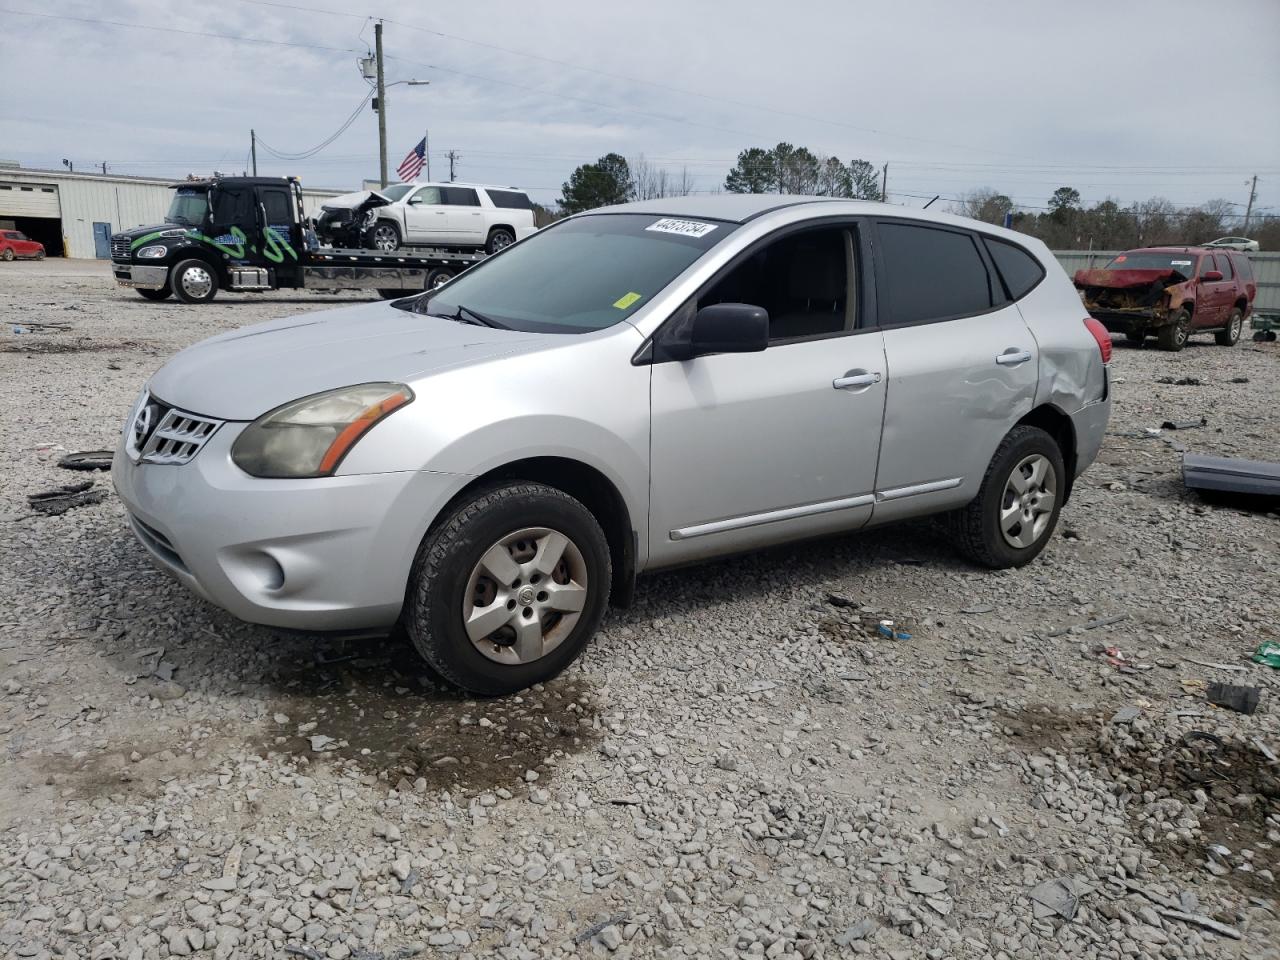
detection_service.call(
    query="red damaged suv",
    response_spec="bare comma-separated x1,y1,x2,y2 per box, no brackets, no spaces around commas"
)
0,229,45,262
1074,247,1256,351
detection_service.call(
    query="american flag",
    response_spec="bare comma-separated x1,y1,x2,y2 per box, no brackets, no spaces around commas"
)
396,137,427,182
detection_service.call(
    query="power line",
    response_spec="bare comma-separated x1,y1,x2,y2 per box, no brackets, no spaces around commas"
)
254,90,374,160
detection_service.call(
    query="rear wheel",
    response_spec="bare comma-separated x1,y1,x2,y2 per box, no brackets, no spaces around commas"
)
1,248,13,261
949,425,1065,569
1215,308,1244,346
425,267,454,290
486,227,515,254
371,221,401,252
405,482,611,695
170,259,219,304
376,288,409,300
1157,307,1192,351
137,286,172,301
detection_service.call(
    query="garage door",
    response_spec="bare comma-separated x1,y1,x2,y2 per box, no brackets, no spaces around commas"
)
0,181,61,218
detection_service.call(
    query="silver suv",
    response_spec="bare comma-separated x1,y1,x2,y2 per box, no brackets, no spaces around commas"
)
113,196,1112,694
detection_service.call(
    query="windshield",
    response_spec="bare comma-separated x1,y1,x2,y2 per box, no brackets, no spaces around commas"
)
418,213,733,333
380,184,413,202
1104,252,1199,276
166,188,209,227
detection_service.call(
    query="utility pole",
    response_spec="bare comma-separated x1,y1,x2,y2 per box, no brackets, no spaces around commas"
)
447,150,458,182
424,130,430,181
375,20,388,188
100,162,107,175
250,129,257,176
1242,175,1258,233
880,162,888,203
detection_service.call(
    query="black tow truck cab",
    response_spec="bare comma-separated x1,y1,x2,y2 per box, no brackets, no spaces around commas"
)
110,176,484,304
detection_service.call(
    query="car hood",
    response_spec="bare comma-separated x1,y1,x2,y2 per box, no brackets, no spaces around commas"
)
321,190,393,211
1073,268,1186,289
147,300,546,420
115,223,191,242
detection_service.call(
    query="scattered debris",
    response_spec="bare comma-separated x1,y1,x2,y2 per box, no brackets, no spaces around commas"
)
877,619,912,641
572,913,631,945
57,449,114,471
308,734,338,752
825,593,856,608
1206,683,1262,715
1181,655,1248,673
1156,376,1204,386
1252,737,1278,763
1027,876,1084,920
1251,641,1280,669
1156,908,1242,940
809,812,834,854
1111,706,1141,724
1161,417,1206,430
283,947,324,960
1183,453,1280,498
1229,376,1250,383
961,603,995,614
27,480,107,515
1047,614,1128,638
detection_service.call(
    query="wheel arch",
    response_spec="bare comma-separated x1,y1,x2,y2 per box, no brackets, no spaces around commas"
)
1015,404,1077,502
170,245,224,279
429,456,637,608
487,223,516,238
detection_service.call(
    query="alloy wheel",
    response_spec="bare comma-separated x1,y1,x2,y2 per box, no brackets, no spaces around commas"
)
462,526,589,665
372,225,398,252
999,454,1057,549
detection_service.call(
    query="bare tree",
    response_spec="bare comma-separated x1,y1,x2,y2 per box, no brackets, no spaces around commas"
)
673,166,695,197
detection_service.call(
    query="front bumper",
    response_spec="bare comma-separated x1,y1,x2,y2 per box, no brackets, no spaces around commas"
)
112,262,168,289
111,424,473,631
1089,309,1166,333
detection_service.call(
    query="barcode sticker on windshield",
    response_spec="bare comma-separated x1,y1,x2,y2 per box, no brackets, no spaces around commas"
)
646,218,717,238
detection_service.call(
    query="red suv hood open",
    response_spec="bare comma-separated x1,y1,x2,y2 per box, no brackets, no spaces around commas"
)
1073,268,1182,289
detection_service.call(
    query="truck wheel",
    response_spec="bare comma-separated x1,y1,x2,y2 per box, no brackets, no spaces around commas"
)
171,259,219,304
376,288,409,300
486,227,515,254
405,482,611,695
425,267,454,290
1214,309,1244,346
137,286,172,301
1156,308,1191,351
371,221,401,252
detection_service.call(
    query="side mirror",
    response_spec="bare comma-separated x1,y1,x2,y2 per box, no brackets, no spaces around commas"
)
1201,270,1223,282
689,303,769,356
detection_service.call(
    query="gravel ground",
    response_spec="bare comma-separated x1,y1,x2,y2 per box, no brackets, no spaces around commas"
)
2,259,1278,960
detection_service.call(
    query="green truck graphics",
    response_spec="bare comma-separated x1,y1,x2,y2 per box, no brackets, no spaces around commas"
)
129,225,296,262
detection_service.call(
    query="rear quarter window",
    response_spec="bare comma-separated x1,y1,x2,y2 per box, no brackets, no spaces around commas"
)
487,189,533,210
875,221,995,325
1233,254,1254,281
983,237,1045,301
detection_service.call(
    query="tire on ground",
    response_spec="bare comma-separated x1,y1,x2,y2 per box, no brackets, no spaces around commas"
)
1215,308,1244,346
170,259,219,304
137,286,172,301
948,424,1066,570
405,481,611,695
1156,307,1191,351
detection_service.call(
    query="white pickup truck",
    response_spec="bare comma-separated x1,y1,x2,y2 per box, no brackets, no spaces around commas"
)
323,182,537,254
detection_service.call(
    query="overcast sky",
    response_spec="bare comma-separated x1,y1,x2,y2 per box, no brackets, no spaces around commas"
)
3,0,1278,215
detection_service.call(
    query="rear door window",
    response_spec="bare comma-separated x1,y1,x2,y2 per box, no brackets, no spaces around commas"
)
875,221,994,325
442,187,480,206
1233,254,1253,281
983,237,1045,301
1214,254,1233,278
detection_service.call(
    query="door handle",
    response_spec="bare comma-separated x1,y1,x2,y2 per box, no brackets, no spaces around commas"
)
833,371,882,390
996,349,1033,366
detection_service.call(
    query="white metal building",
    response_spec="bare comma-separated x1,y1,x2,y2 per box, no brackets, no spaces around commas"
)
0,165,344,259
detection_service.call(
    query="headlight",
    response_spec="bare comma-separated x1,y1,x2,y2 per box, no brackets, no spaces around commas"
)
137,245,168,259
231,383,414,479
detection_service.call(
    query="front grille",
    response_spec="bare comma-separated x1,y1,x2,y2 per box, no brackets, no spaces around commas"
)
127,393,223,465
110,236,130,261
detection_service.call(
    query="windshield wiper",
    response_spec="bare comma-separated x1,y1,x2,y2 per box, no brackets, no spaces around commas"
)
453,305,504,328
402,298,505,328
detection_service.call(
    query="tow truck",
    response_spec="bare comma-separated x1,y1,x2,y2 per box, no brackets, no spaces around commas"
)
110,176,486,304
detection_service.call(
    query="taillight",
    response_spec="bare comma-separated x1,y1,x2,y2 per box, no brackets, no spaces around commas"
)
1083,317,1112,364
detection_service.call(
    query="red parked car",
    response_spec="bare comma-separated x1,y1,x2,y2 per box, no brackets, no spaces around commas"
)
1073,246,1256,351
0,229,45,261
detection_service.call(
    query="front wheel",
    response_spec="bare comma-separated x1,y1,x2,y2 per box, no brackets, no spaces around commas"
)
171,259,219,304
1157,308,1191,351
425,267,454,290
35,250,45,261
137,286,172,301
370,221,401,253
1215,308,1244,346
949,425,1065,569
405,482,611,695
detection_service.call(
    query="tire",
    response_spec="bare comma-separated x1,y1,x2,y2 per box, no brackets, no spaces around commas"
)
35,250,45,260
486,227,515,255
1156,307,1192,351
376,288,408,300
170,259,219,304
1,248,13,261
371,220,401,253
1215,308,1244,346
405,482,611,695
949,425,1065,569
136,286,172,301
425,267,455,290
1124,330,1146,346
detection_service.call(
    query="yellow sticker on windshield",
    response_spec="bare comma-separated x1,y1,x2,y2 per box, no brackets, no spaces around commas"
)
613,292,642,310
